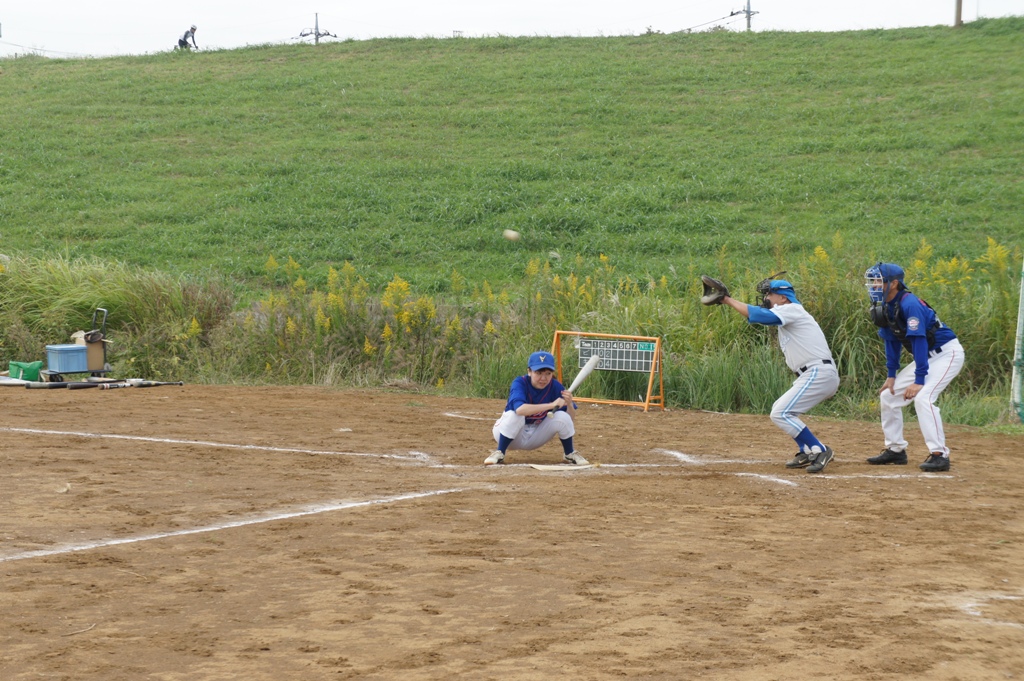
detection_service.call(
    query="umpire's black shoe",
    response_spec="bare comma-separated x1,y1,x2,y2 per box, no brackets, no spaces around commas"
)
919,453,950,472
867,448,908,465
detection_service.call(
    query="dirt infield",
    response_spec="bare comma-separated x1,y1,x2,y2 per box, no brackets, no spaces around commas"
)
2,385,1022,680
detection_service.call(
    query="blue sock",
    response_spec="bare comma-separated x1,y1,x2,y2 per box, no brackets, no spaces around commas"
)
498,434,513,453
560,437,574,455
793,427,824,454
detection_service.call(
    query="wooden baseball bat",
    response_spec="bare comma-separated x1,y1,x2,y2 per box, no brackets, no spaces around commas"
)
567,354,601,393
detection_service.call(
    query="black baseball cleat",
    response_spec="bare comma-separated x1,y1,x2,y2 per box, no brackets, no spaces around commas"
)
806,446,834,473
867,448,908,465
785,452,812,469
919,453,950,472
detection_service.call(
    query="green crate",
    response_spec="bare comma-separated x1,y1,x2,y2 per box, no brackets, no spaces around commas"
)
9,360,43,381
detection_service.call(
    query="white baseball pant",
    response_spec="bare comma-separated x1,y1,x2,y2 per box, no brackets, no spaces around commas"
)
880,338,964,456
770,363,841,437
493,410,575,451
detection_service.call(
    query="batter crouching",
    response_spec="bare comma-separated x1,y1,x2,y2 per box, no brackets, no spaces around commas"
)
486,351,587,466
702,273,840,473
864,263,963,472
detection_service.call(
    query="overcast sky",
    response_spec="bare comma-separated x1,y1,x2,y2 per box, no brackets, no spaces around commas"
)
1,1,1019,59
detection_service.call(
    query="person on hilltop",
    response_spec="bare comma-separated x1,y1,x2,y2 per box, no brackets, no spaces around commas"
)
864,262,963,472
178,25,199,50
485,350,587,466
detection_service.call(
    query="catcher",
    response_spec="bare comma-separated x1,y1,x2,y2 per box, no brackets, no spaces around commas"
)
701,273,840,473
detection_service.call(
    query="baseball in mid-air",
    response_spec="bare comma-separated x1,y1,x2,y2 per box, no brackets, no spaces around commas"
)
502,229,521,241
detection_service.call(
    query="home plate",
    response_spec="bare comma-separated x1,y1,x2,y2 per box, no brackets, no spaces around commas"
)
529,464,595,471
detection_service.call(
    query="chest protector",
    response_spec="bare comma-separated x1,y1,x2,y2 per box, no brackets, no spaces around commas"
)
869,290,939,353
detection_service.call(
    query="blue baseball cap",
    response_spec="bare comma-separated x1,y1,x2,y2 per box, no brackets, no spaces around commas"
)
528,351,556,371
768,280,800,304
878,263,905,284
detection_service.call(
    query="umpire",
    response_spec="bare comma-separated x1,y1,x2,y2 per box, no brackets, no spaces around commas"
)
864,263,963,472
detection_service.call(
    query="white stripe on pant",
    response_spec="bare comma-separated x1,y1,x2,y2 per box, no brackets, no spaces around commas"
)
880,338,964,456
770,364,840,437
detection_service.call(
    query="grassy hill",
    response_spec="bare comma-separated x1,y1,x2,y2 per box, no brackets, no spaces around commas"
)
1,20,1022,426
1,18,1022,291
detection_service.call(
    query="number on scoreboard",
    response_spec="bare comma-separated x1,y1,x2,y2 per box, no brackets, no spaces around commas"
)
578,339,659,374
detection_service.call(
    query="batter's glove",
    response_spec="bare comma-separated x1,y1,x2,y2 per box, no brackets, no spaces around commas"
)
700,275,730,305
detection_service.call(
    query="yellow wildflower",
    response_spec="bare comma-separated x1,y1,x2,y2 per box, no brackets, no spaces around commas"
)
382,275,411,311
315,306,330,332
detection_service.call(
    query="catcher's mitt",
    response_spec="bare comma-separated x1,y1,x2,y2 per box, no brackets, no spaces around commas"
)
700,275,730,305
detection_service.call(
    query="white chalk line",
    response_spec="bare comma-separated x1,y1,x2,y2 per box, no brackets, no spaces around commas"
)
0,488,468,564
733,473,800,487
408,451,440,465
443,412,493,421
954,593,1024,629
814,473,956,480
654,448,770,465
0,426,422,461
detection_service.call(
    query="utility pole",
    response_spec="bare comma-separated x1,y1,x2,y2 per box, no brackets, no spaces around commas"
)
730,2,758,32
299,13,337,45
954,0,963,27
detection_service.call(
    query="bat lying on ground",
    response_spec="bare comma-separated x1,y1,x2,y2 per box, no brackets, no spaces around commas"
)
25,381,73,389
567,354,601,393
66,379,185,390
28,379,185,390
100,381,184,390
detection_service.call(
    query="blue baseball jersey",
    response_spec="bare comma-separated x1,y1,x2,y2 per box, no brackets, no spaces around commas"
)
879,291,957,384
504,375,568,425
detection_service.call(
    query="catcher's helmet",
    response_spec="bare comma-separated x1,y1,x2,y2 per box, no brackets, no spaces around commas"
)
756,272,798,307
767,280,798,304
864,262,904,303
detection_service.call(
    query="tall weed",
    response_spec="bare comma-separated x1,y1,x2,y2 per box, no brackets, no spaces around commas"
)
0,237,1019,427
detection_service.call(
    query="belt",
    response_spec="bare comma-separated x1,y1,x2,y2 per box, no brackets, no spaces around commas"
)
795,359,832,376
929,344,944,357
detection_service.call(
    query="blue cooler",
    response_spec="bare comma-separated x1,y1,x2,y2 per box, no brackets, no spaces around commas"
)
46,344,89,373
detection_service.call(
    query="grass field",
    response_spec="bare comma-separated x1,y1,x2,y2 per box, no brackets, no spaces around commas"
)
1,19,1022,290
1,19,1022,424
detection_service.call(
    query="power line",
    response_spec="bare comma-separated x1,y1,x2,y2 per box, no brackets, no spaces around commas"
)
0,39,88,58
678,13,746,33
